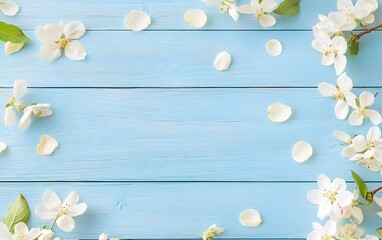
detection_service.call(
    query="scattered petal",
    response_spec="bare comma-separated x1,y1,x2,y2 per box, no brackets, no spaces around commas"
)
0,1,19,16
267,103,292,122
0,142,6,153
37,135,58,156
292,141,313,163
239,209,262,227
184,9,207,28
214,51,232,71
124,10,151,31
266,39,282,57
4,42,24,55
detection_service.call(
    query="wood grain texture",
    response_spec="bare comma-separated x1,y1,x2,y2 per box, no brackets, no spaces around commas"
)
0,0,360,30
0,182,381,239
1,31,382,88
0,88,380,182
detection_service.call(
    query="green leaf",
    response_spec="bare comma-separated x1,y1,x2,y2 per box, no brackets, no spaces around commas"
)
5,103,11,108
3,194,30,233
349,41,360,55
376,228,382,239
351,170,368,200
0,22,30,44
273,0,301,16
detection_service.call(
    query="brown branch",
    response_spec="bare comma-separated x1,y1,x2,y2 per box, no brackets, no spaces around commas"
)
370,185,382,197
350,23,382,42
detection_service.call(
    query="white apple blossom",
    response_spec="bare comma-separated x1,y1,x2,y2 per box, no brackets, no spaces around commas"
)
19,103,53,130
2,79,27,127
202,224,224,240
203,0,239,22
12,222,40,240
331,190,363,224
314,12,356,36
312,31,347,75
35,190,87,232
238,0,278,28
336,223,365,240
307,174,353,219
38,229,54,240
307,220,337,240
318,73,356,119
0,0,19,16
347,91,382,126
35,21,87,62
338,0,378,25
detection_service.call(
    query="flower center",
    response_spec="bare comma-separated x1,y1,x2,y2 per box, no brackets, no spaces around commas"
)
59,203,71,215
323,189,336,203
57,37,70,49
368,138,377,147
255,10,266,20
333,91,345,100
358,108,367,116
17,233,28,240
321,235,331,240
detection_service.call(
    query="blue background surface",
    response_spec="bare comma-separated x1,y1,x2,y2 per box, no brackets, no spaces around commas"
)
1,0,382,239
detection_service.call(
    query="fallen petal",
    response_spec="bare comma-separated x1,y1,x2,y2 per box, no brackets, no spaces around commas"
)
37,135,58,156
4,42,24,55
124,10,151,31
292,141,313,163
0,142,6,153
266,39,282,57
214,51,232,71
267,103,292,122
184,9,207,28
239,209,262,227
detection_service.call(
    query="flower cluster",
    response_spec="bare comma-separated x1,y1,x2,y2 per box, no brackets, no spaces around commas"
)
312,0,378,75
203,0,279,28
307,174,379,240
318,73,381,126
334,126,382,173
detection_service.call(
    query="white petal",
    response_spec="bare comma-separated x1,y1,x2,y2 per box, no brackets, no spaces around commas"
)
203,0,222,5
228,7,239,22
334,100,349,120
64,21,86,39
36,135,58,156
265,39,282,57
4,42,24,55
31,104,53,117
68,203,87,217
307,189,322,204
332,130,351,142
351,206,363,225
318,82,337,97
35,22,65,44
4,107,16,126
18,107,32,130
317,199,331,219
262,0,279,12
367,110,382,125
35,205,58,220
64,40,87,61
39,42,62,62
99,233,108,240
337,72,353,92
237,4,256,14
124,10,151,31
214,51,232,71
259,14,276,28
267,102,292,122
0,1,19,16
359,91,375,107
63,191,79,207
292,141,313,163
56,215,75,232
317,174,331,190
184,9,207,29
334,54,347,75
43,189,62,210
349,110,364,126
14,222,28,235
13,79,27,99
0,223,12,240
341,145,358,157
0,142,6,153
239,209,262,227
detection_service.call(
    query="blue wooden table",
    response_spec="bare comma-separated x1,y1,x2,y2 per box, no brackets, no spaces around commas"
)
1,0,382,239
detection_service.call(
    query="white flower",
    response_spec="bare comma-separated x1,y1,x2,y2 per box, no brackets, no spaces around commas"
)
336,223,364,240
312,32,347,75
35,190,87,232
0,0,19,16
239,209,262,227
35,21,87,62
307,220,336,240
338,0,378,25
314,12,357,36
38,229,54,240
3,79,27,127
331,190,363,224
19,103,53,130
4,42,24,54
204,0,239,22
318,73,356,119
202,224,224,240
347,91,382,126
13,222,40,240
350,153,382,171
307,174,353,219
238,0,278,28
373,194,382,218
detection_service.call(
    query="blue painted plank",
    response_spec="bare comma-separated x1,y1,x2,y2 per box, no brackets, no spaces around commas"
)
0,182,380,239
1,0,371,30
0,88,380,181
0,31,381,87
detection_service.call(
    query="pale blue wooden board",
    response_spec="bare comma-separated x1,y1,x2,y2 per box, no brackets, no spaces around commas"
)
0,182,381,239
1,31,382,87
0,88,380,181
